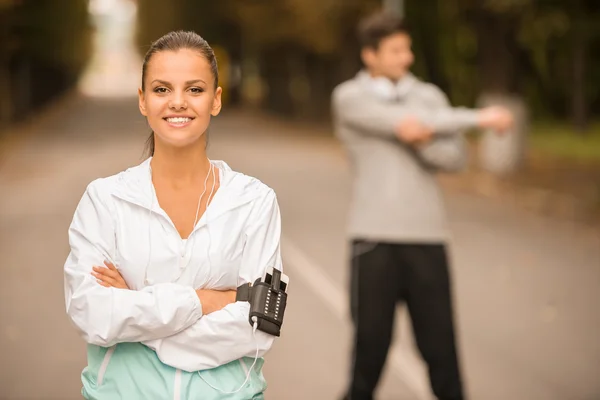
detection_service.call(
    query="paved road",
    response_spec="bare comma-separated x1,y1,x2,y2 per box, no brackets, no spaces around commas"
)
0,94,599,400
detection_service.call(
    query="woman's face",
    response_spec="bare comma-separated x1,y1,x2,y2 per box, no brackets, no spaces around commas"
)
138,49,222,150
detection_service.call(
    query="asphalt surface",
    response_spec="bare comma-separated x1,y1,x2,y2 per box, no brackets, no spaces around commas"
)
0,95,598,400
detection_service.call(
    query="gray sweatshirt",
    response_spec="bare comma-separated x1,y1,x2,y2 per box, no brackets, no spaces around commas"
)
332,71,480,243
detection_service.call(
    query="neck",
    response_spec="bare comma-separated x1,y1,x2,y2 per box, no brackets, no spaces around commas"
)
150,138,211,185
366,69,408,83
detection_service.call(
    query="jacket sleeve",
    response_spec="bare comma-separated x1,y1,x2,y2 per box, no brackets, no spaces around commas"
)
142,189,282,372
416,137,468,172
331,83,481,139
414,85,471,172
332,84,414,138
64,180,203,347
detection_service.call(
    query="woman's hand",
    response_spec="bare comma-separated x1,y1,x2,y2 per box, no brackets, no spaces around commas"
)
196,289,237,314
92,261,130,290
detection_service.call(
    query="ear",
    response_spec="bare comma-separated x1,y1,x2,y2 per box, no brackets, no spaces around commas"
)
138,87,147,117
360,47,377,69
211,87,223,117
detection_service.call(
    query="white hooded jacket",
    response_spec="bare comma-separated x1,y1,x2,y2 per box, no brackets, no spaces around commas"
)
64,158,281,372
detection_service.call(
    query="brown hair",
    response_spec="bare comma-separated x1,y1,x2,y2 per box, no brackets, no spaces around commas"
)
141,31,219,156
357,12,410,50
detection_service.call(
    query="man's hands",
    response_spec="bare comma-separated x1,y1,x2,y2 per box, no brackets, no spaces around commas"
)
92,262,237,314
478,106,514,133
395,116,433,145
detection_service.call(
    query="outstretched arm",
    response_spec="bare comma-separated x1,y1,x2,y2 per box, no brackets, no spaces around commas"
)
403,86,513,172
410,87,470,172
332,83,512,144
332,83,489,140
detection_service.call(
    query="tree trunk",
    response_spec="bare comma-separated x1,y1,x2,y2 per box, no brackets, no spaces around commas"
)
286,49,309,120
0,9,12,129
11,56,32,120
474,8,519,95
0,60,11,128
570,1,588,133
260,45,294,116
335,16,362,84
305,53,335,121
409,0,449,93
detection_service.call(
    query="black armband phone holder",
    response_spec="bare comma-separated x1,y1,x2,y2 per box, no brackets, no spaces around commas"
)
236,268,288,337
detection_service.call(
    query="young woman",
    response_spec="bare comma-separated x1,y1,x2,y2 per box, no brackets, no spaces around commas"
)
64,31,282,399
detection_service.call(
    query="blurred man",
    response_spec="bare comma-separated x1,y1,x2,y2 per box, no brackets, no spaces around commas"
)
332,12,513,400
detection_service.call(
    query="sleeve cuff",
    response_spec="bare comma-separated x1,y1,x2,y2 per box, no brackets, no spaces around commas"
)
188,286,203,319
455,108,480,128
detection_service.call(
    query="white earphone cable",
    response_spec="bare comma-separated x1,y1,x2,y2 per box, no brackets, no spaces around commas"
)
197,318,260,394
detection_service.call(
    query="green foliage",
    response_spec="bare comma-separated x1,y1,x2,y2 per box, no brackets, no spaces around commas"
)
135,0,600,128
0,0,15,10
529,120,600,162
135,0,186,54
135,1,238,58
222,0,347,54
14,0,92,77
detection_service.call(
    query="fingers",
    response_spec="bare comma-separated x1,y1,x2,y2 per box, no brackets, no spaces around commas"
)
92,264,124,287
104,260,118,271
481,106,514,132
92,262,131,290
96,278,111,287
92,266,118,286
93,265,120,280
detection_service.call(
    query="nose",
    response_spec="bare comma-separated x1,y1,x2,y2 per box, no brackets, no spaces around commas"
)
169,92,187,110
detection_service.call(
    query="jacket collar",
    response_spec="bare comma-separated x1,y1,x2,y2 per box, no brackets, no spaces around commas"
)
356,70,417,101
111,157,261,226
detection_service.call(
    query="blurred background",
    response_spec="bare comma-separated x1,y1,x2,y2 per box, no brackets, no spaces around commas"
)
0,0,599,399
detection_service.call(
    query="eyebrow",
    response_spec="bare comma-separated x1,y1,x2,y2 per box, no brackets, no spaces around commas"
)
151,79,206,85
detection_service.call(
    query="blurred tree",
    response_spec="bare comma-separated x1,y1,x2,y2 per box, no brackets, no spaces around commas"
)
0,1,16,128
136,0,378,118
14,0,92,79
430,0,598,132
219,0,380,118
0,0,92,125
406,0,450,94
565,0,599,132
135,0,185,53
134,0,599,131
220,0,342,117
136,1,241,104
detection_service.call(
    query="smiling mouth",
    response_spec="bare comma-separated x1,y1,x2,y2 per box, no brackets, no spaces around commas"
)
164,117,194,125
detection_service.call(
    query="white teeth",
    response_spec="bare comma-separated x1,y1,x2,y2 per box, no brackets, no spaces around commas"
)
166,117,192,124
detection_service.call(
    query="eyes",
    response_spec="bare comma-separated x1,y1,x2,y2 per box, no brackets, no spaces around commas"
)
152,86,205,94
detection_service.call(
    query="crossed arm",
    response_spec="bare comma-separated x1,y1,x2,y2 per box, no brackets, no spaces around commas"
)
93,261,235,315
65,181,281,372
